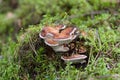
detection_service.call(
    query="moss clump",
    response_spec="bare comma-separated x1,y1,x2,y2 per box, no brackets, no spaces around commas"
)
0,0,120,80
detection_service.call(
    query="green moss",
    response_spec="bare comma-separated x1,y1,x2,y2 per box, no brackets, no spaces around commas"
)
18,25,41,43
0,0,120,80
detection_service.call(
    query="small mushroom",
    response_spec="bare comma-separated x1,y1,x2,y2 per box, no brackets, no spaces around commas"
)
61,54,87,63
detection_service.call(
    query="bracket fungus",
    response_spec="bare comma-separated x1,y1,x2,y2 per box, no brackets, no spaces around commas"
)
39,25,79,52
39,24,87,63
61,54,87,63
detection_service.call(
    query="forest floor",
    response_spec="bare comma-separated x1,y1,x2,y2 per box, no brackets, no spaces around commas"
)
0,0,120,80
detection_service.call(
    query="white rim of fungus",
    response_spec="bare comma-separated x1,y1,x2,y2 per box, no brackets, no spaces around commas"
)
39,33,45,39
70,27,77,35
39,26,46,39
60,25,66,30
39,32,54,39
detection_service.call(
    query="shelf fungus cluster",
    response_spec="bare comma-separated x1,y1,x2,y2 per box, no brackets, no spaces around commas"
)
39,24,87,63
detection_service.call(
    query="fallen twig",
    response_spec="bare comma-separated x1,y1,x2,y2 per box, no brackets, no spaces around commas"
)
29,37,38,56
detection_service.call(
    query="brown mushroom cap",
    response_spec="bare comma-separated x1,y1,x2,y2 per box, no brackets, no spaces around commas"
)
53,27,79,44
40,26,59,39
45,38,58,46
39,25,67,39
53,27,74,39
61,27,74,35
40,25,79,39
